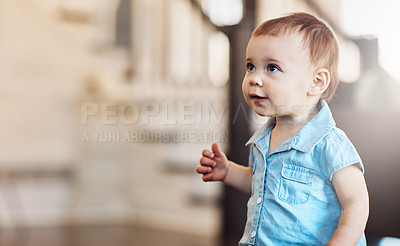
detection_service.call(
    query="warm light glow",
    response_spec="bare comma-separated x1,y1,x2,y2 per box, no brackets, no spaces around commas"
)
339,40,360,83
201,0,243,26
342,0,400,81
208,32,230,86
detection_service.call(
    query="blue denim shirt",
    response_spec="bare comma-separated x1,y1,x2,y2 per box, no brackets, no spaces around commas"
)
239,100,366,246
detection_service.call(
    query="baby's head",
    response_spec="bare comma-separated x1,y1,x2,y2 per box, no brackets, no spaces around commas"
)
252,12,339,101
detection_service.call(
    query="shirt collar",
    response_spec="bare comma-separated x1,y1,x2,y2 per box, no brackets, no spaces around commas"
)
245,100,336,153
245,118,274,147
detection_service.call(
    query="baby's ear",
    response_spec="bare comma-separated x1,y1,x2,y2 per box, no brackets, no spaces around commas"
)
308,68,330,97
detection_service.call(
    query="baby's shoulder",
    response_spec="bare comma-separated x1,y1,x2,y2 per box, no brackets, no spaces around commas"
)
318,126,352,149
314,126,362,179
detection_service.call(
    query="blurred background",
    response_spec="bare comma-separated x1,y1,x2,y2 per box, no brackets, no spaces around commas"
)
0,0,399,245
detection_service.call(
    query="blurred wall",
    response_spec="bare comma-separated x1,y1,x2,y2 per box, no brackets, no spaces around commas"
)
0,0,227,241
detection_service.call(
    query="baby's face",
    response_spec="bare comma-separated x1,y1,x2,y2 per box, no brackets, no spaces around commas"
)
242,33,316,117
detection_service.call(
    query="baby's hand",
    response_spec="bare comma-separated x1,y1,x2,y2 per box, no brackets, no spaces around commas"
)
196,143,229,182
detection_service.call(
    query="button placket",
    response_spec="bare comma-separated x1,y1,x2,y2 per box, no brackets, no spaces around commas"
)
249,144,268,244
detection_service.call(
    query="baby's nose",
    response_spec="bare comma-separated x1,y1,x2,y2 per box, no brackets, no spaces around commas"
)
250,78,263,86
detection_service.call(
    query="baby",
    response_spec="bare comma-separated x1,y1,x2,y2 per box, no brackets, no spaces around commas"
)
197,12,369,245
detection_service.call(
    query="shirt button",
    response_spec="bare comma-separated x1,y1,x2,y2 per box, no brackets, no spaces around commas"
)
251,230,256,238
257,197,262,204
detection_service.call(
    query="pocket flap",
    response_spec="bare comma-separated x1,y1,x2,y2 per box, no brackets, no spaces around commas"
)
281,164,314,183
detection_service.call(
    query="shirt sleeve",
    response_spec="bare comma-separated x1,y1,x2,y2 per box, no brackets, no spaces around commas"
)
320,128,364,181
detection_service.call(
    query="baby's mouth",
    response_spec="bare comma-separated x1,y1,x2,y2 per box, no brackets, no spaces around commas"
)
249,94,268,103
250,95,267,99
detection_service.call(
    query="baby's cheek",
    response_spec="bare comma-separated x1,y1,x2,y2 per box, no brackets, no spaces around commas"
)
241,84,247,97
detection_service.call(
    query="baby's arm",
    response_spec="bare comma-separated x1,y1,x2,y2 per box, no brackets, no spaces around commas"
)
196,143,253,194
327,164,369,246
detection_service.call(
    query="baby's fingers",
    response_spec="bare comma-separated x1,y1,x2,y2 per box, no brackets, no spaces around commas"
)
199,156,216,167
196,165,212,174
202,173,214,182
202,149,215,158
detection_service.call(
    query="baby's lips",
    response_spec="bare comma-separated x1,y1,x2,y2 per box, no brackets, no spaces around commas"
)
249,92,267,98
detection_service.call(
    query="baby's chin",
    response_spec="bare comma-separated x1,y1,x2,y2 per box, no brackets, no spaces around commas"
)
253,110,274,118
254,109,296,118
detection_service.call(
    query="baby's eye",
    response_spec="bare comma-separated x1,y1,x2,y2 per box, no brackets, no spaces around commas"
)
246,62,255,72
266,64,280,72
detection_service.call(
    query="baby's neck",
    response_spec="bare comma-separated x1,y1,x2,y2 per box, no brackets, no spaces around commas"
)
268,103,319,155
275,111,316,131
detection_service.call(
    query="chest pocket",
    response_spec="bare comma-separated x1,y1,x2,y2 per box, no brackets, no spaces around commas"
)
278,163,315,205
